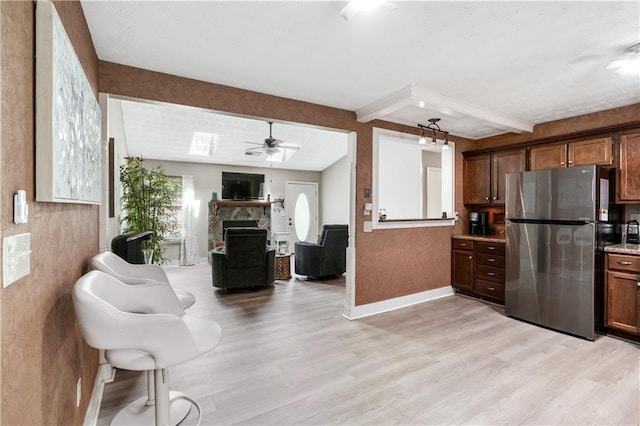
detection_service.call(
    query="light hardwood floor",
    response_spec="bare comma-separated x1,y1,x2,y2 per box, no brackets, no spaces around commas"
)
98,262,640,425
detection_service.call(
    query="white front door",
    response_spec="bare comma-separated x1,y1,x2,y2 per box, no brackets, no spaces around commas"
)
286,182,318,249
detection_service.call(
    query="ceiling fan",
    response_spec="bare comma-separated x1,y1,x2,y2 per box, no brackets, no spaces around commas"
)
244,121,300,158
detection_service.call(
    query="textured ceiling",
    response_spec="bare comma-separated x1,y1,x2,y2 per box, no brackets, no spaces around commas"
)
83,1,639,157
116,99,349,171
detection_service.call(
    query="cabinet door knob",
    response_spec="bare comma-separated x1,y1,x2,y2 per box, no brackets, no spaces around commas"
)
468,256,472,260
568,160,573,164
485,196,490,200
637,282,640,287
618,261,632,265
561,161,565,165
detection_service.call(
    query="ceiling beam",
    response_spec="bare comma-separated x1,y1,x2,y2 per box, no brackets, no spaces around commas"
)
356,85,534,136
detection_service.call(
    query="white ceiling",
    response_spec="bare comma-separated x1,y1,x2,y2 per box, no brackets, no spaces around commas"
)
83,1,639,165
114,98,349,171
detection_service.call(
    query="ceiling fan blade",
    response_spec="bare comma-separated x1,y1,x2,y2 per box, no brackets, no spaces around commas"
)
278,144,300,151
245,146,264,151
244,150,263,156
244,141,264,146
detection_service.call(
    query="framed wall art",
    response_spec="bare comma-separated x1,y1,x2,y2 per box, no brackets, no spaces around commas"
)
35,0,102,204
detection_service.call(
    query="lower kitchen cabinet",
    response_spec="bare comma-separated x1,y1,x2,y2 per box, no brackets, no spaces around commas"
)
605,253,640,335
451,238,505,304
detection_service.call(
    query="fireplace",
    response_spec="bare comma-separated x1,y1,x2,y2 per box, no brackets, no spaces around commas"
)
222,220,259,240
208,201,271,249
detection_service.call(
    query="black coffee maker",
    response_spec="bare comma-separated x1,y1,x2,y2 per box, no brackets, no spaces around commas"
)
626,220,639,244
469,211,489,235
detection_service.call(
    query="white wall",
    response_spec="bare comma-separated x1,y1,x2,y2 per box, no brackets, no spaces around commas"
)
106,97,131,246
320,155,349,225
378,137,422,219
145,160,321,261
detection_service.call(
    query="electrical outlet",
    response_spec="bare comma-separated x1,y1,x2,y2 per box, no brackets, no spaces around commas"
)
76,377,81,407
364,221,372,232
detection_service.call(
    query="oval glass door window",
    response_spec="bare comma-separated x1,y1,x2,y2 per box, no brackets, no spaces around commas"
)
294,193,311,241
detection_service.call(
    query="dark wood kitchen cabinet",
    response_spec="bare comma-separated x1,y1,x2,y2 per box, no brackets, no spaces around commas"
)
463,149,525,205
618,132,640,202
451,239,474,292
529,137,613,171
605,253,640,336
451,238,505,304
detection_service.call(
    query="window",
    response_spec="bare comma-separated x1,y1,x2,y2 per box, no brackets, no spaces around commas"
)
166,176,183,239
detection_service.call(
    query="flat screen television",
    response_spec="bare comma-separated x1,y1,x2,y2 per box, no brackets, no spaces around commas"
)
221,172,264,200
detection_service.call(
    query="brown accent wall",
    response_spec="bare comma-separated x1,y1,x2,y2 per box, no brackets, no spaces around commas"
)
477,103,640,150
1,2,99,425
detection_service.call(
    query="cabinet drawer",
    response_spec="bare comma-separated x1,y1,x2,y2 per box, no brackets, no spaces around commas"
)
475,241,505,256
452,239,474,251
608,254,640,273
475,279,505,301
476,264,505,283
476,253,505,268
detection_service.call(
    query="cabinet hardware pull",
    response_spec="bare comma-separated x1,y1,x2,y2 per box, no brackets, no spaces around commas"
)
459,243,466,246
487,272,496,276
468,256,472,260
485,196,490,200
488,246,496,250
637,282,640,287
488,258,496,262
561,161,565,165
617,261,632,265
487,286,495,291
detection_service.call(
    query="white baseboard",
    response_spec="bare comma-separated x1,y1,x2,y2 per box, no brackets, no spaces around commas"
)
342,286,454,320
83,363,115,426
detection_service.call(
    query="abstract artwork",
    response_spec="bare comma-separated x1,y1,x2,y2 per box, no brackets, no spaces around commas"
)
36,0,102,204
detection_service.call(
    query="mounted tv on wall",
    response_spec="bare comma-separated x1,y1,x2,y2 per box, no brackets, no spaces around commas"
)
221,172,265,200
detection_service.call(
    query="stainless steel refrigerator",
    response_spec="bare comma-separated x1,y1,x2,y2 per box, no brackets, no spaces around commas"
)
504,165,617,340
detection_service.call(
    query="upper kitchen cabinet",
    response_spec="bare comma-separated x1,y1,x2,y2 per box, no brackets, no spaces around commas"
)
618,132,640,202
529,137,613,170
464,149,525,205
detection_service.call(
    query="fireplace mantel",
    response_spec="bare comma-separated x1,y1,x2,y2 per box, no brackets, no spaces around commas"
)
211,200,271,208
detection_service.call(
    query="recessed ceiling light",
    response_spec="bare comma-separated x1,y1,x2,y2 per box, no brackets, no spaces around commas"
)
339,0,397,21
606,43,640,75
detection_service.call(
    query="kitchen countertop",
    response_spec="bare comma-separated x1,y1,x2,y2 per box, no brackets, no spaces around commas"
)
452,234,506,243
604,243,640,255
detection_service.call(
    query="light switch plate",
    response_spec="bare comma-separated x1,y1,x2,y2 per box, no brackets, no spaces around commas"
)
3,233,31,288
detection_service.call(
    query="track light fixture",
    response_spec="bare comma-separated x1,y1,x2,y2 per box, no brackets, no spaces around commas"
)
418,127,427,144
417,118,450,150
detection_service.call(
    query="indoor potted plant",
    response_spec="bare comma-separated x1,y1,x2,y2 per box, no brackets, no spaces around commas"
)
119,156,178,264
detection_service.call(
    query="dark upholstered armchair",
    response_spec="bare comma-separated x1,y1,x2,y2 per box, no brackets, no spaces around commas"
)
211,228,275,290
294,224,348,278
